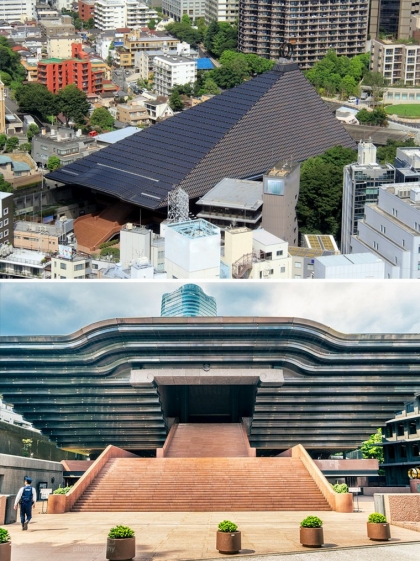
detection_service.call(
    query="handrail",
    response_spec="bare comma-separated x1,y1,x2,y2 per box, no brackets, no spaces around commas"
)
156,418,179,458
290,444,353,512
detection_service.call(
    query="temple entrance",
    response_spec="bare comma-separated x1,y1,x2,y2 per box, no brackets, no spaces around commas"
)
159,385,256,423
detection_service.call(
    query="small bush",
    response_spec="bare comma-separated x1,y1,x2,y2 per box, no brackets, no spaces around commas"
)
108,525,135,539
53,486,73,495
98,239,119,249
368,513,387,523
332,483,348,493
218,520,238,532
301,516,323,528
0,527,10,543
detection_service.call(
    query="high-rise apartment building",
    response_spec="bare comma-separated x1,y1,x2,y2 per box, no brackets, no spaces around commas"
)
161,284,217,317
206,0,239,24
341,141,395,255
369,0,418,40
162,0,207,22
0,0,35,23
370,38,420,85
94,0,158,31
238,0,369,68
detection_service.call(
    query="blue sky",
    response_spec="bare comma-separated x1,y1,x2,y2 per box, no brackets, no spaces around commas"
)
0,280,418,336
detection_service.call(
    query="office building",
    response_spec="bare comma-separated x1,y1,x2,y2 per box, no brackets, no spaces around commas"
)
161,284,217,317
369,0,418,40
351,182,420,278
0,0,35,23
162,0,206,22
238,0,369,69
341,140,395,255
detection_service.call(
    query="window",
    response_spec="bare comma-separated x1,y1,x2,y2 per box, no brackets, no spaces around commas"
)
4,218,8,226
380,225,386,233
60,263,67,270
373,241,378,250
397,423,405,436
280,266,285,273
276,250,283,256
409,421,417,435
3,230,8,237
392,208,398,217
74,263,84,271
295,262,301,268
3,208,8,215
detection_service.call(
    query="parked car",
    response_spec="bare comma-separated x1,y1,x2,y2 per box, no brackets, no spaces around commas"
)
348,96,357,103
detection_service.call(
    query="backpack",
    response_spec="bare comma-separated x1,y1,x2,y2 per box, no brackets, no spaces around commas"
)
20,486,33,506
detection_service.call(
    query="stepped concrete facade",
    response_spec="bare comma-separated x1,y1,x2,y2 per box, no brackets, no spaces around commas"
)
1,316,420,456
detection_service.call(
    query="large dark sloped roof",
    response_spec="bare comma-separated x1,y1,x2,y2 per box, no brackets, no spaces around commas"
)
48,60,355,210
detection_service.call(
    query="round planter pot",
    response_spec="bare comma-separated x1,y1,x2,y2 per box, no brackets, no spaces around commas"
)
216,530,241,554
300,527,324,548
106,537,136,561
0,541,11,561
47,494,67,514
367,522,391,541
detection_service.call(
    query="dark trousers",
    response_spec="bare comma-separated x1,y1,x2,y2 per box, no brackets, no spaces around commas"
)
20,503,32,524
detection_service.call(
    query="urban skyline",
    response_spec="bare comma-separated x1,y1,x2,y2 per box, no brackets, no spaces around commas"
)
1,280,419,336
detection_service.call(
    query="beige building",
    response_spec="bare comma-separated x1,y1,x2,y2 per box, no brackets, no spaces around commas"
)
13,220,74,253
116,100,150,126
20,58,38,82
223,226,291,280
51,250,92,279
115,31,179,68
0,80,5,135
47,35,82,59
370,38,420,85
39,15,75,38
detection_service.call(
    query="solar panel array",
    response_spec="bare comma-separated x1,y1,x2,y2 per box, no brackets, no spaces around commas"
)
48,62,355,210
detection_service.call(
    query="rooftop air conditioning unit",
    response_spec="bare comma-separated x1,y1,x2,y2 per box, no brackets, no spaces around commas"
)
126,222,133,229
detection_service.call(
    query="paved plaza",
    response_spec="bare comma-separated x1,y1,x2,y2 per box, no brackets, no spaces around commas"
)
6,497,420,561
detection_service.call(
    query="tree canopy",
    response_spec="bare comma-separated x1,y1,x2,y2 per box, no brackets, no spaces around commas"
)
90,107,114,131
360,428,384,464
0,174,13,193
296,145,357,240
305,50,370,98
356,107,388,127
56,85,90,126
47,155,61,171
15,83,58,121
204,21,238,58
169,89,184,112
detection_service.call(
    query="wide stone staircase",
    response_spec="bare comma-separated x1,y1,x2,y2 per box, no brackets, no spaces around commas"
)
71,424,331,512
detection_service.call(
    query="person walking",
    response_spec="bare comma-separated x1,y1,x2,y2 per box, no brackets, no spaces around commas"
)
14,476,37,530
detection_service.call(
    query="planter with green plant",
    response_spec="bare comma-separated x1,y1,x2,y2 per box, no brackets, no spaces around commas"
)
106,525,135,561
367,513,390,541
47,486,73,514
300,516,324,547
216,520,241,554
0,527,11,561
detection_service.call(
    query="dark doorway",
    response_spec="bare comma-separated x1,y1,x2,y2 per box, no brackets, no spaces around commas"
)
159,385,256,423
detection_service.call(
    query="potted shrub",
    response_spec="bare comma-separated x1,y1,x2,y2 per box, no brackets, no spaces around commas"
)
367,513,391,541
0,527,11,561
216,520,241,554
300,516,324,548
106,525,135,561
47,486,73,514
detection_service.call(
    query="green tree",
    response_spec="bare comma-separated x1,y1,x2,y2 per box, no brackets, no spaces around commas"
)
200,78,220,95
18,142,32,153
27,123,40,142
56,84,90,126
0,174,13,193
0,71,12,86
47,155,61,171
169,89,184,111
356,107,388,126
339,75,357,99
210,66,243,89
148,18,156,30
296,146,357,240
0,134,6,150
181,14,191,25
5,137,19,152
363,71,388,106
90,107,114,130
15,83,58,120
244,54,275,75
376,138,417,164
360,428,384,464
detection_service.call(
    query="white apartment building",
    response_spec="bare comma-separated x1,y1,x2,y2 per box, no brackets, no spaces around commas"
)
154,54,197,96
341,140,395,255
370,38,420,85
351,183,420,278
94,0,158,31
0,0,35,23
162,0,207,22
206,0,239,24
47,35,82,59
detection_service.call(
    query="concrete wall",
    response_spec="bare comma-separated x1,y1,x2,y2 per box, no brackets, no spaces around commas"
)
384,493,420,522
0,453,64,495
0,420,83,462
